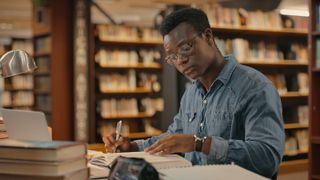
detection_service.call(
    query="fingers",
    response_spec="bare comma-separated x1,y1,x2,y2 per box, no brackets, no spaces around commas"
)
145,137,175,155
102,133,117,153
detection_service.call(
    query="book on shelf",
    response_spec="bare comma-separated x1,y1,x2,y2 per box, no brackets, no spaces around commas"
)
316,39,320,68
0,139,86,161
0,157,87,176
0,167,89,180
89,151,192,171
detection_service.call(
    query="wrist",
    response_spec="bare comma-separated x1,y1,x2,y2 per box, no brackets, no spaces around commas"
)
202,137,211,155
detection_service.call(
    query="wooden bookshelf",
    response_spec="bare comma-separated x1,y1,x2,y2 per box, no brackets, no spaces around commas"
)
309,0,320,178
279,159,308,174
212,25,307,37
100,88,153,94
32,0,73,140
97,39,162,46
98,63,161,69
285,123,309,130
89,24,164,143
100,112,156,120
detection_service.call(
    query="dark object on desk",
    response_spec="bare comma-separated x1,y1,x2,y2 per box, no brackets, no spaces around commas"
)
109,156,159,180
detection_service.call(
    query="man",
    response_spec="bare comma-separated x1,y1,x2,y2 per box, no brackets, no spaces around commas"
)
103,8,284,178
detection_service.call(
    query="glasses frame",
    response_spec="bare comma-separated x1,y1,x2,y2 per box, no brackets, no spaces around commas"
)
164,32,202,65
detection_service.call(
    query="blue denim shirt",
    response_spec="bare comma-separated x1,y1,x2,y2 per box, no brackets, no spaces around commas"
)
135,55,285,178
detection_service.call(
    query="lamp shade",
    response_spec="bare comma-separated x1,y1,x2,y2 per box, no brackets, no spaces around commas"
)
0,49,37,78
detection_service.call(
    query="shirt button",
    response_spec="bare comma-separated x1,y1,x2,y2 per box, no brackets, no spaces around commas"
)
189,118,192,122
203,99,207,104
200,123,203,127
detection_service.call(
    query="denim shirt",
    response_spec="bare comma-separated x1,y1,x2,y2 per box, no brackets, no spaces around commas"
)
135,55,285,178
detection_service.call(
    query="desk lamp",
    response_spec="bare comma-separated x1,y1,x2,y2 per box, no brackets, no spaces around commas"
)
0,49,37,78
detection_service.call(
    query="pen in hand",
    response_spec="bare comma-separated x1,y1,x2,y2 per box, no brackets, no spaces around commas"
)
114,120,122,153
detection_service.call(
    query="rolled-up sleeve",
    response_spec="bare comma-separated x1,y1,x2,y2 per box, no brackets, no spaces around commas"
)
134,101,185,151
207,83,285,178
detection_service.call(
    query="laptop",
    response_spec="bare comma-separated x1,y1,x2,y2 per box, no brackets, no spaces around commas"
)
1,108,52,141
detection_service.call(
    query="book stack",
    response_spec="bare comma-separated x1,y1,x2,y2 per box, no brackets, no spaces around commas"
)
0,139,88,180
0,118,8,140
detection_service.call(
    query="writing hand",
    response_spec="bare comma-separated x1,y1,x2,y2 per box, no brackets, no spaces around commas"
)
103,133,139,153
145,134,195,155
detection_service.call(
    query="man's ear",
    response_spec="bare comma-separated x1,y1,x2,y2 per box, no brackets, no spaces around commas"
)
203,28,214,46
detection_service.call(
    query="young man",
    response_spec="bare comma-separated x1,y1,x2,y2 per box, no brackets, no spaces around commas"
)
103,8,284,178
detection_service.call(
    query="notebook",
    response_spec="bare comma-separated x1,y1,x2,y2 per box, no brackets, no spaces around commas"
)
1,108,51,141
158,164,268,180
89,151,192,170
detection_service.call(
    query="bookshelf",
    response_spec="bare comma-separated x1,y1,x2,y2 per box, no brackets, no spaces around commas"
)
309,0,320,179
32,0,73,140
89,24,164,142
1,38,34,111
199,5,310,172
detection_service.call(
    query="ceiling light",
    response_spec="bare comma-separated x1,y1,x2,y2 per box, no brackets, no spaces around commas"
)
280,9,309,17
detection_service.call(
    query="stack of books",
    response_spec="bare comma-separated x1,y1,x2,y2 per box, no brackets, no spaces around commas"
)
0,139,88,179
0,118,8,140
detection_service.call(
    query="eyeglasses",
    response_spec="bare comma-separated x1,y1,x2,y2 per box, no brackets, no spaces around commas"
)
164,32,202,65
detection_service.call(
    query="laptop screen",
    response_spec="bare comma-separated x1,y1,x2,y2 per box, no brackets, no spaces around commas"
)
1,108,52,141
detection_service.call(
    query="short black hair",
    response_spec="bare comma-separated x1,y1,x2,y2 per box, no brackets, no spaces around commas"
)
159,8,210,37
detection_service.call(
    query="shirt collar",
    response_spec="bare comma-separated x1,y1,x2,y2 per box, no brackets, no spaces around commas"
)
194,55,238,88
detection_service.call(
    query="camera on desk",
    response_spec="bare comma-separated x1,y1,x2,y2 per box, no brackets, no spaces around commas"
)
109,156,159,180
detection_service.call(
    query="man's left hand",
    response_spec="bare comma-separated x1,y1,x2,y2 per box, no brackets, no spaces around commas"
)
145,134,194,155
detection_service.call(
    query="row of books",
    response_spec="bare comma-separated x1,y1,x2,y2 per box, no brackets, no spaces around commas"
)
11,40,33,55
0,119,8,140
215,38,307,62
99,97,164,118
316,39,320,68
209,5,308,30
2,91,34,107
97,24,162,42
0,139,88,179
6,75,34,90
99,71,161,93
284,106,309,125
35,76,51,92
35,36,51,55
35,57,50,73
95,49,161,67
285,130,308,156
266,73,308,94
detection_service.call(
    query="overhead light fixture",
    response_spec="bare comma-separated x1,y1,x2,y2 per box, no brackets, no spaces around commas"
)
280,9,309,17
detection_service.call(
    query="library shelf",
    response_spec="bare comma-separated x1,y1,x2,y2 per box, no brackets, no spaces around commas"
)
241,60,308,69
284,123,309,130
279,159,308,174
99,88,153,94
284,150,308,156
100,112,156,120
98,63,161,70
212,26,307,37
97,39,162,46
280,92,308,98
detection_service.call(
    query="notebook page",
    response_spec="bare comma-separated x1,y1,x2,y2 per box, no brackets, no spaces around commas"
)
158,164,268,180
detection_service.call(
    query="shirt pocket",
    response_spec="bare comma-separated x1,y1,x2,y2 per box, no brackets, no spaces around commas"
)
182,111,199,135
207,110,233,139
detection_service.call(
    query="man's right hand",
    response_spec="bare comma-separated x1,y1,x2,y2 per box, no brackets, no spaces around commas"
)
102,133,138,153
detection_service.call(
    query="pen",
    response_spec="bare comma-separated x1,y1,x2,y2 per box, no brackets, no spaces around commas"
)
114,120,122,152
115,120,122,141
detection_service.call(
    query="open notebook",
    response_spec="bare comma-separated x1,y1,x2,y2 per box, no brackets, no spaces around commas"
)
89,151,191,170
158,164,268,180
